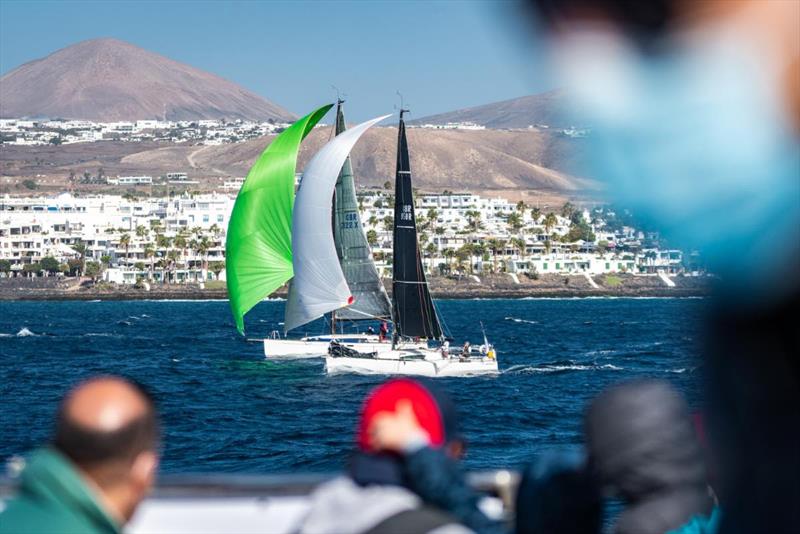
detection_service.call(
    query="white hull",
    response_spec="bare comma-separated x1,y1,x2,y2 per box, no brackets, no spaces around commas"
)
263,334,388,359
325,347,499,377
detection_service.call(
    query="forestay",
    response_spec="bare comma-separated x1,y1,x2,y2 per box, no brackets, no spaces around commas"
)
284,114,392,333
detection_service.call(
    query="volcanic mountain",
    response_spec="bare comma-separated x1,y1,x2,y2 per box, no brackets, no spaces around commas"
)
0,38,294,122
410,89,583,129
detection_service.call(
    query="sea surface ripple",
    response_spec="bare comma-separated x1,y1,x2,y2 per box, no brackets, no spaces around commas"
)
0,298,706,473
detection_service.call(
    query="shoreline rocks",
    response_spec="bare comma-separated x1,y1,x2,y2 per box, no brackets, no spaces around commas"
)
0,273,713,301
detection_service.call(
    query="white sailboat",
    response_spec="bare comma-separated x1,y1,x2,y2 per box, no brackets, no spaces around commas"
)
261,112,392,358
254,102,394,358
324,110,499,377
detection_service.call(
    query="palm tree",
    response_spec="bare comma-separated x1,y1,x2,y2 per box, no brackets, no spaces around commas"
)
472,243,488,272
487,239,506,273
144,244,156,281
366,229,378,247
382,215,394,233
511,237,527,260
426,208,438,234
173,234,188,267
209,261,226,280
530,207,542,225
456,245,472,274
135,225,148,243
155,258,168,283
166,249,179,284
424,242,437,271
71,240,87,277
194,236,211,281
156,234,171,251
465,210,481,231
443,248,456,274
543,212,558,235
507,212,523,234
119,233,131,266
208,224,221,244
368,215,378,228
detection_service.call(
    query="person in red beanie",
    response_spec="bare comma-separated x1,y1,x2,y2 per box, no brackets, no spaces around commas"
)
296,378,493,534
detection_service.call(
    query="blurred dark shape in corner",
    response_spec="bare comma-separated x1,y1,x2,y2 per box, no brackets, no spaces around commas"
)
586,380,715,534
523,0,800,532
515,451,602,534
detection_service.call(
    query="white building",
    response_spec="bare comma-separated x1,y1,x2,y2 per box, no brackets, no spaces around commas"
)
107,176,153,185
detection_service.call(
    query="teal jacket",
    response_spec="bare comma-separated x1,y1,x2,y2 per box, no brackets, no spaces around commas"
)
0,448,120,534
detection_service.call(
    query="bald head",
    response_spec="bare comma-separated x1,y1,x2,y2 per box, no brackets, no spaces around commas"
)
65,378,151,432
54,377,159,474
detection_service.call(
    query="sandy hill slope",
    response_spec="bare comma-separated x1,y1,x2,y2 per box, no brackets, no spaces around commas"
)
410,89,585,129
1,124,599,203
118,125,597,192
0,38,294,122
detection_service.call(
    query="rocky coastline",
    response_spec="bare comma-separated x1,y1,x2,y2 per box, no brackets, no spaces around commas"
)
0,273,712,301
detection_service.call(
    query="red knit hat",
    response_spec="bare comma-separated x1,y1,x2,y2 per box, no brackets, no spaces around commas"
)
357,378,445,452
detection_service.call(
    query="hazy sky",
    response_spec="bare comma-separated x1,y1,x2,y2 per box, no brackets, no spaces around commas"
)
0,0,552,121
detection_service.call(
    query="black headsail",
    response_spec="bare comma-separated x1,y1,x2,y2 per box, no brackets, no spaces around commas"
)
391,110,443,340
332,100,392,321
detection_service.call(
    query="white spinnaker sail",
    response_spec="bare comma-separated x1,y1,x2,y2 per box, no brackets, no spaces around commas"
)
284,114,391,332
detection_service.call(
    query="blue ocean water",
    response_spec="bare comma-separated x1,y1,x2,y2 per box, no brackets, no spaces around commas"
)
0,298,706,474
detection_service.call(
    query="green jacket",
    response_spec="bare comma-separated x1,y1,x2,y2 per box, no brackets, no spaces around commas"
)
0,448,120,534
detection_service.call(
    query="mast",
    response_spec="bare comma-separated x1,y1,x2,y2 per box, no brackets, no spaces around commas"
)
391,109,443,341
330,98,344,334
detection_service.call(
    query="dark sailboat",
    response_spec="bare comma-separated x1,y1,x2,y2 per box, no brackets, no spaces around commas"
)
332,100,392,323
391,109,444,341
324,108,498,376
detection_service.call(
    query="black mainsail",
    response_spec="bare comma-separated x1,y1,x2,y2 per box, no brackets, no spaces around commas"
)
332,100,392,321
391,110,443,340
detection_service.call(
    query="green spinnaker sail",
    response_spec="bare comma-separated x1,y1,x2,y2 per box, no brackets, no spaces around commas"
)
226,104,333,334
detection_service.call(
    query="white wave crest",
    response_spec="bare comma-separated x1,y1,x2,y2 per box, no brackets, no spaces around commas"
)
16,327,36,337
504,317,539,324
504,363,623,374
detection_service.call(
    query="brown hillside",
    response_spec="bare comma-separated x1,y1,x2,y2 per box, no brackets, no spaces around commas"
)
0,38,294,122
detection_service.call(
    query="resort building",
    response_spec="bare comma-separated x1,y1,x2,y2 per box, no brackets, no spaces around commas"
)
0,191,693,282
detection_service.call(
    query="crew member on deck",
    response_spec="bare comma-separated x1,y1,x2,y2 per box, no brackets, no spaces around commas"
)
379,321,388,342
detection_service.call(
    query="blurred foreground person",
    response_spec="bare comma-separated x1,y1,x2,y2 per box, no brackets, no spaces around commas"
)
526,1,800,532
514,451,602,534
298,378,491,534
586,381,717,534
0,377,160,534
